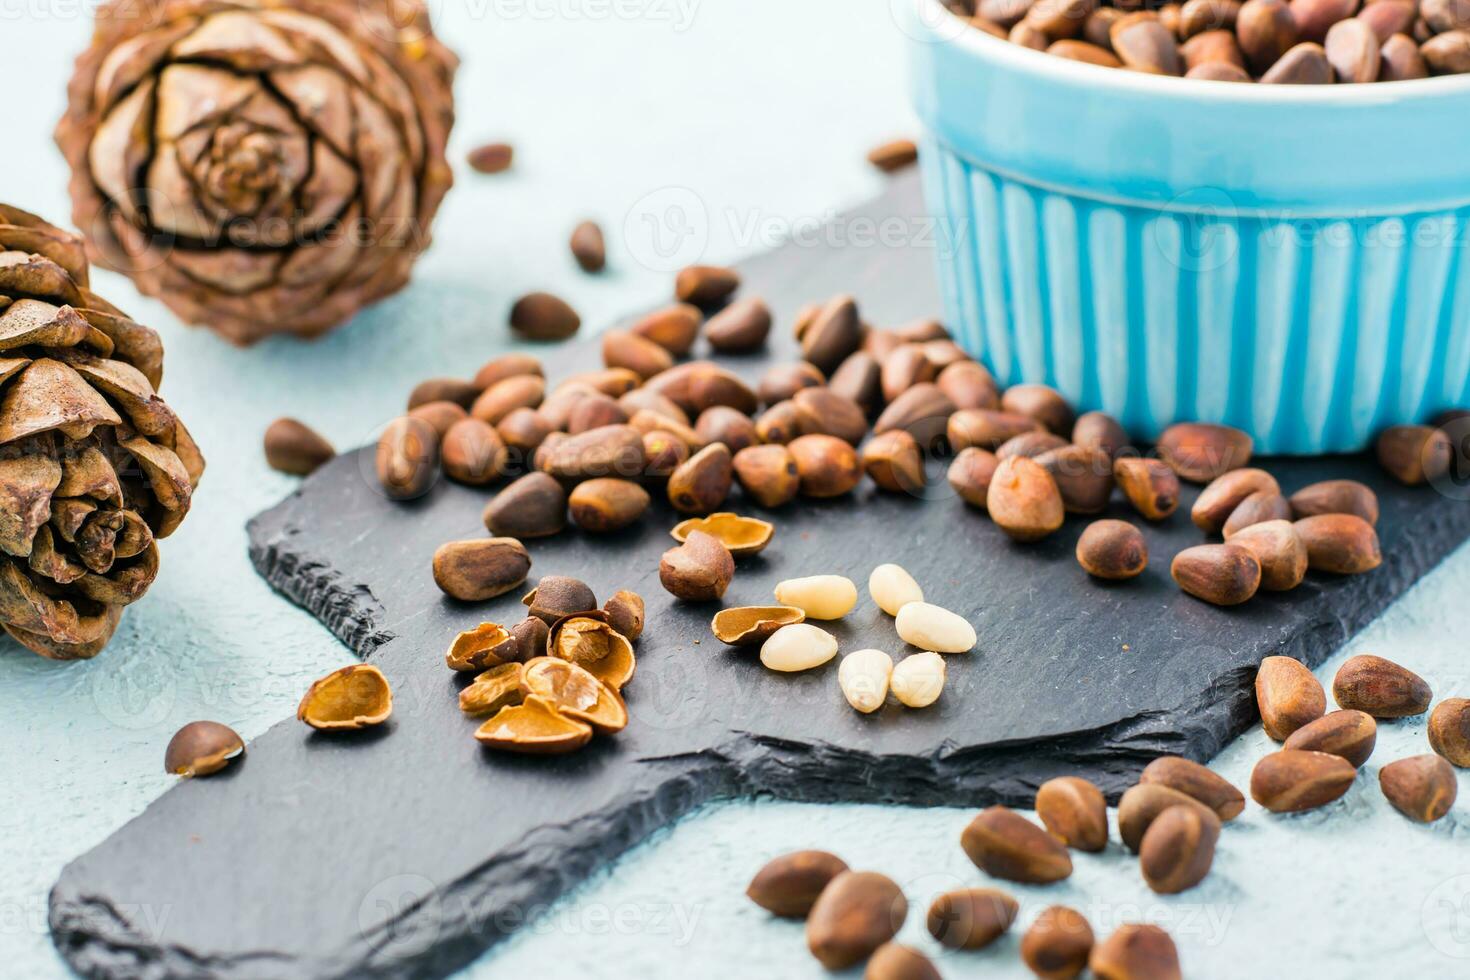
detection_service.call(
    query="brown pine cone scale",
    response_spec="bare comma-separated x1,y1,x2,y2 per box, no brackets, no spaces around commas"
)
0,204,202,660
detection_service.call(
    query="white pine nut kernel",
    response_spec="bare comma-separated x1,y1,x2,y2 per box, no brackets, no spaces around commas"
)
868,563,923,616
895,601,976,653
759,623,839,672
891,651,946,708
773,575,858,620
838,648,894,713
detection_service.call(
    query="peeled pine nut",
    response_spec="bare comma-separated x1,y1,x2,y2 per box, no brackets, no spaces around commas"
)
895,602,976,653
838,649,894,713
868,563,923,616
773,575,858,620
891,652,946,708
760,623,839,672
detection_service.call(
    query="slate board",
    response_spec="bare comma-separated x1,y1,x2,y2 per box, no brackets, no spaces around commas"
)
50,172,1470,980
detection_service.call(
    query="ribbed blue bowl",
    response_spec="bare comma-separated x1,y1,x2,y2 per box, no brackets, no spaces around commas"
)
903,0,1470,453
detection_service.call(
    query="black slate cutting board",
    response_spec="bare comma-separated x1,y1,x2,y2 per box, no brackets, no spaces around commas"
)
50,173,1470,979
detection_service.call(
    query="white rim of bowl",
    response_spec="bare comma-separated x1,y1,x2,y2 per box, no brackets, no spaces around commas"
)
916,0,1470,103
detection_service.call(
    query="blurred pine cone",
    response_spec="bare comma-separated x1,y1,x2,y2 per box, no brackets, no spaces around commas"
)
55,0,458,345
0,204,204,660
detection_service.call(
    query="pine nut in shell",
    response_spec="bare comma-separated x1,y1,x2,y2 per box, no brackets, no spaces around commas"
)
1035,776,1109,852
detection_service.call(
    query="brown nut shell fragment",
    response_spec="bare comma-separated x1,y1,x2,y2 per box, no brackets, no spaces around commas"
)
659,530,735,602
1157,422,1253,482
987,456,1065,541
671,512,774,557
1255,655,1327,740
484,472,567,539
568,478,651,533
789,434,862,498
711,605,807,646
806,870,908,970
734,445,802,509
520,657,627,735
1228,519,1308,591
1035,776,1109,851
667,443,734,514
1331,654,1432,718
926,888,1018,950
960,806,1073,884
1250,749,1357,812
1089,924,1182,980
298,664,393,731
445,622,518,672
459,662,525,717
1294,514,1382,574
522,576,597,625
511,616,551,662
602,590,645,642
1283,710,1378,768
746,850,850,918
1021,905,1095,980
1113,457,1180,521
1428,698,1470,767
432,538,532,602
164,721,243,777
474,695,593,754
1139,756,1245,820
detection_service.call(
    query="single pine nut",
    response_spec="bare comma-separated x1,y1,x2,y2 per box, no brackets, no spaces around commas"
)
760,623,840,672
891,652,946,707
838,649,894,713
868,563,923,616
895,602,976,653
774,575,859,620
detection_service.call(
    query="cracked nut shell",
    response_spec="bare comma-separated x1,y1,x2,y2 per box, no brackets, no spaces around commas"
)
298,664,393,731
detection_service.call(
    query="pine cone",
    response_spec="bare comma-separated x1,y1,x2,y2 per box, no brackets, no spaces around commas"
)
0,204,204,660
55,0,458,345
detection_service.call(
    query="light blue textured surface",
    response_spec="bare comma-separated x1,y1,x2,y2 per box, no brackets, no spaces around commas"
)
1,3,1468,979
905,0,1470,453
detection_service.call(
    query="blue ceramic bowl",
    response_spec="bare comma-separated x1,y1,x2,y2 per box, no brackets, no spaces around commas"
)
903,0,1470,453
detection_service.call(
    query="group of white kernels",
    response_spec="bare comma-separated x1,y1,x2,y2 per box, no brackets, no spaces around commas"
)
760,564,977,713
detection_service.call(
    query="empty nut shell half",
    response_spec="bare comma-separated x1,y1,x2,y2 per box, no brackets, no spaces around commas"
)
602,590,646,642
446,622,518,672
164,721,244,777
671,512,775,557
548,614,636,690
521,657,628,735
459,662,525,716
474,695,594,754
298,664,393,731
711,605,807,646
